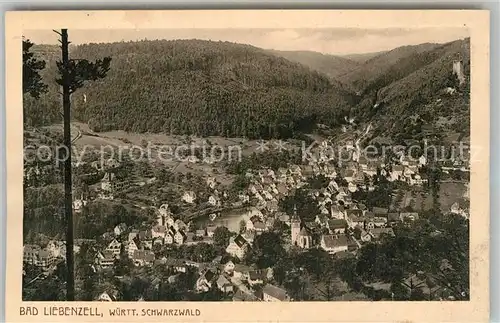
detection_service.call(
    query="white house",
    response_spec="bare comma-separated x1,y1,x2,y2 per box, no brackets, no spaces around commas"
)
106,239,122,257
208,195,218,206
182,191,196,204
174,230,186,245
262,284,290,302
224,260,235,273
390,166,404,181
206,177,217,189
114,223,127,236
320,235,349,255
225,235,249,259
419,155,427,166
126,240,139,259
151,225,167,239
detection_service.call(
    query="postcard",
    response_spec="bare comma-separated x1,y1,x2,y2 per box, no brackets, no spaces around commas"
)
5,9,490,323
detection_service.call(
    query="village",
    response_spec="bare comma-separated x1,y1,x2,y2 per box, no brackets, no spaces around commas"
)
22,132,471,302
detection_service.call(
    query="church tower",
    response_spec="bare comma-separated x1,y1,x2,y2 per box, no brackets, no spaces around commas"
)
290,205,301,246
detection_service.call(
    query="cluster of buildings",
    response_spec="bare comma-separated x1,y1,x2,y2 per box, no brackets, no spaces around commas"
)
94,203,217,270
97,253,290,302
23,239,91,271
23,241,63,271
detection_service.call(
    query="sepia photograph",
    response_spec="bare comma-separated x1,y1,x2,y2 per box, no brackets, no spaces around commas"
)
6,9,490,323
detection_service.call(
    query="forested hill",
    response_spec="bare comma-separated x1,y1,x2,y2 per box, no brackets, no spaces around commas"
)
26,39,358,139
268,49,360,79
352,38,471,140
338,42,440,93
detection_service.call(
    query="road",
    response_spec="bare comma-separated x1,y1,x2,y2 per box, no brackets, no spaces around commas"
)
71,123,82,143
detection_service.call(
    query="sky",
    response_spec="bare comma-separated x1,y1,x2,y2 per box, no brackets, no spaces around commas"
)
23,28,469,55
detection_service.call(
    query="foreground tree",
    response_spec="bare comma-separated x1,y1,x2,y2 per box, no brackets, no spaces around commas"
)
22,38,47,99
54,29,111,300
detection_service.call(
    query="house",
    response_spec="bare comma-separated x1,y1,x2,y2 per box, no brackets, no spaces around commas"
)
233,264,252,280
174,219,187,231
360,230,372,243
315,213,329,226
95,250,115,269
151,225,167,239
372,217,388,228
242,231,256,244
153,237,164,246
132,250,155,267
101,172,115,192
36,249,57,270
164,232,174,245
369,228,395,240
390,166,404,181
276,183,288,196
206,177,217,189
404,165,418,178
319,206,330,216
246,215,265,232
409,174,427,185
278,213,290,225
330,205,345,219
347,213,365,229
195,229,206,237
248,269,267,286
158,203,171,218
327,219,347,234
23,245,41,265
95,291,118,302
46,240,63,258
224,260,235,273
262,284,290,302
174,230,187,245
206,226,217,237
336,187,348,200
328,179,339,192
114,223,127,236
126,240,139,258
320,235,349,254
226,235,249,259
165,216,175,227
419,155,427,166
208,195,218,206
182,191,196,204
239,193,250,203
400,212,419,222
344,170,355,183
72,195,87,213
372,207,389,216
106,239,122,257
363,165,377,177
196,268,217,292
163,258,187,273
216,275,234,293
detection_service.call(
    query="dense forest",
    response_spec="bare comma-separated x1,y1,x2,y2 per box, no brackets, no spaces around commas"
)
343,38,471,139
24,37,470,141
25,39,358,139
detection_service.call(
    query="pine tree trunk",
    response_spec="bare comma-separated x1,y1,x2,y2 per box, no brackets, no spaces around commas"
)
61,29,75,301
